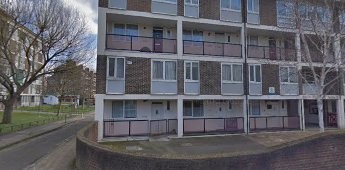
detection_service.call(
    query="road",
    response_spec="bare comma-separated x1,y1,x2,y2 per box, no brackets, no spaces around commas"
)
0,116,92,170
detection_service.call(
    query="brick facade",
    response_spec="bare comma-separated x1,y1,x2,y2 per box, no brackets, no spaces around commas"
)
199,0,220,20
125,57,151,94
177,60,184,95
99,0,108,8
178,0,184,16
262,64,280,95
127,0,151,13
260,0,277,26
200,61,221,95
96,55,106,94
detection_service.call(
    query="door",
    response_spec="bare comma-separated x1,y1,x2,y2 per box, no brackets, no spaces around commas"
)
269,37,277,60
250,101,261,116
153,28,164,53
151,102,166,135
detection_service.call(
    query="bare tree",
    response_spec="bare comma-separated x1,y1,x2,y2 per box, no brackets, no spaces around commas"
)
0,0,94,123
280,0,345,131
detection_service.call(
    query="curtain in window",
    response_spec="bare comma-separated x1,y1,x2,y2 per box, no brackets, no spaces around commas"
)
255,65,261,82
192,62,199,80
116,58,124,78
222,65,232,81
124,101,137,118
165,61,176,80
183,101,193,116
153,61,164,79
185,62,191,80
280,67,289,82
193,101,204,117
289,67,298,83
233,65,243,81
108,58,115,77
112,101,123,118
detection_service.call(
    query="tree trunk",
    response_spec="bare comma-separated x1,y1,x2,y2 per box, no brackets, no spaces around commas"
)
317,98,325,132
1,96,17,124
57,98,62,116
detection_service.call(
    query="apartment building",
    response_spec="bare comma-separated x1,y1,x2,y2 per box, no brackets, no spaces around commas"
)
96,0,345,141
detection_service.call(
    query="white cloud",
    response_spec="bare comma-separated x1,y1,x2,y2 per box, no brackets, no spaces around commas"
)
62,0,98,35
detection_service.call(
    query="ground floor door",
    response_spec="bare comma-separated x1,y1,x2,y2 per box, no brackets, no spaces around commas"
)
151,102,167,135
250,101,261,116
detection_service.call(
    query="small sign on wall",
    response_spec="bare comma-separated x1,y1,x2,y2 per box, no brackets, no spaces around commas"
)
269,87,275,95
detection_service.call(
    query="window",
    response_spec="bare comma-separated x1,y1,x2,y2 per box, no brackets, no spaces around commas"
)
316,7,331,22
248,0,259,13
280,67,298,83
185,0,198,5
183,101,204,117
152,60,177,80
302,69,315,83
153,0,177,4
108,57,125,79
277,0,293,18
248,36,258,45
112,101,137,118
222,64,243,82
183,30,203,41
185,61,199,81
113,24,138,36
249,65,261,83
221,0,241,11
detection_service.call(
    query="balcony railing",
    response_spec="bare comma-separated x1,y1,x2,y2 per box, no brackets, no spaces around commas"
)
106,34,177,54
248,45,297,61
183,40,242,57
301,49,335,63
183,117,244,134
249,116,300,131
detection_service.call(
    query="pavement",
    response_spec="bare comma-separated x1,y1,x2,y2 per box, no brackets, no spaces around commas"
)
0,113,94,170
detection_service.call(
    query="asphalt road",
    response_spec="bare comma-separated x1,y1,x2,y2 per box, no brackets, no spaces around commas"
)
0,117,92,170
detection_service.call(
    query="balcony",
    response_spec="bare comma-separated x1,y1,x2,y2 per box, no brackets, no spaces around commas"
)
183,40,242,57
248,45,297,61
106,34,177,54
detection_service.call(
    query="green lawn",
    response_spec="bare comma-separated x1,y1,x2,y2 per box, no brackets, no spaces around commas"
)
17,105,95,114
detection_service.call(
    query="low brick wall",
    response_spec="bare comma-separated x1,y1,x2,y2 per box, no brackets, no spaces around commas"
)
76,124,345,170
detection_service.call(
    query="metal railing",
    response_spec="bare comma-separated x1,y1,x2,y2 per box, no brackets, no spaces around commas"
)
183,117,244,134
301,50,335,63
106,34,177,54
249,116,300,131
248,45,297,61
103,119,177,137
183,40,242,57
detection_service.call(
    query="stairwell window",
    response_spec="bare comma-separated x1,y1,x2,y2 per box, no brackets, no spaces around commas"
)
222,64,243,83
247,0,259,14
108,57,125,79
112,101,137,118
249,65,261,83
280,66,298,84
185,61,199,82
221,0,241,11
152,60,177,81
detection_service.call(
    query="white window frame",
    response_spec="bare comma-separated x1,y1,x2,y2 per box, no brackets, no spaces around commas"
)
280,66,298,84
247,35,259,46
247,0,259,14
113,24,139,36
183,100,204,117
111,100,137,119
221,63,243,83
249,64,262,83
184,0,199,18
152,0,177,5
185,0,199,6
107,57,125,80
184,61,199,82
220,0,242,12
151,60,177,82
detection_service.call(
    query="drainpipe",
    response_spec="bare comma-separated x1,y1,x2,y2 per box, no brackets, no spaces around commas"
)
242,0,249,134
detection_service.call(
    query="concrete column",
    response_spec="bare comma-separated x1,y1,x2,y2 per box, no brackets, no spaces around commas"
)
298,99,305,131
337,99,345,129
295,33,301,63
177,19,183,59
97,9,107,55
241,25,246,61
95,94,104,141
177,96,183,137
243,99,248,133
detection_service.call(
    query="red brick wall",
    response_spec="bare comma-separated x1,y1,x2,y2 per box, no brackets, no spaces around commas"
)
96,55,106,94
99,0,108,8
178,0,184,16
260,0,277,26
199,0,220,20
200,61,221,95
262,64,280,95
125,57,151,94
177,60,184,95
127,0,151,12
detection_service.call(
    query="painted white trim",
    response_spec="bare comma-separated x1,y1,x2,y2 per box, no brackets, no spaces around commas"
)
184,61,200,82
221,63,243,83
152,0,177,5
151,59,178,81
248,64,262,83
247,0,259,14
184,0,200,18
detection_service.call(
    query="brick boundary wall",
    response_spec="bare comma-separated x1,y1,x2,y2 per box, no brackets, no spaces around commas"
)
76,123,345,170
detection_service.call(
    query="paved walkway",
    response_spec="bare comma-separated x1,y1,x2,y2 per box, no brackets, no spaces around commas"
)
0,114,89,150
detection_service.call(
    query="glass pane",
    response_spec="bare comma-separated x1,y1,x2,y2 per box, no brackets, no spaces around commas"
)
126,24,138,36
254,0,259,12
193,101,204,117
185,0,191,4
108,58,115,77
221,0,230,8
114,24,125,35
112,101,123,118
248,0,253,11
124,101,137,118
153,61,164,79
249,65,254,81
233,65,243,81
165,61,176,80
193,31,203,41
192,62,199,80
222,65,232,81
231,0,241,10
192,0,198,5
280,67,289,82
183,101,193,116
116,58,124,78
255,65,261,82
183,30,192,40
289,67,298,83
185,62,191,80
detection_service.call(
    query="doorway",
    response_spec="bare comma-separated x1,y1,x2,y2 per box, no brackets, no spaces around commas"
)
269,37,277,60
153,27,164,53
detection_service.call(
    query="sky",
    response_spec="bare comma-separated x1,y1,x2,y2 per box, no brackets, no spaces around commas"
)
63,0,98,70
